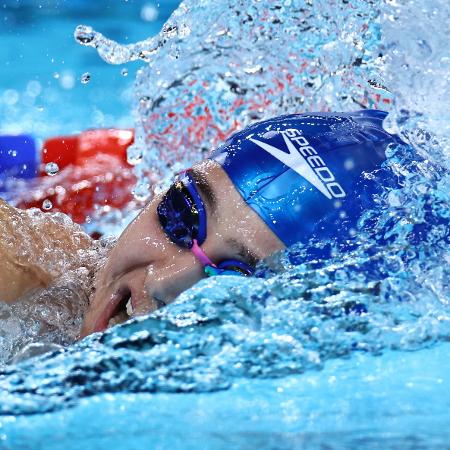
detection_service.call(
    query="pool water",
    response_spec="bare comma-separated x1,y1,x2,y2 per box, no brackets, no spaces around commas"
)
1,0,449,449
3,344,450,449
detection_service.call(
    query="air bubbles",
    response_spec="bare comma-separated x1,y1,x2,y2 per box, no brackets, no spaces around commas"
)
81,72,91,84
387,190,402,207
177,23,191,38
45,162,59,176
42,199,53,210
139,95,151,106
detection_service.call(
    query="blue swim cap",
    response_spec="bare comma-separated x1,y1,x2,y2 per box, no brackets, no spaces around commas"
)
210,110,404,247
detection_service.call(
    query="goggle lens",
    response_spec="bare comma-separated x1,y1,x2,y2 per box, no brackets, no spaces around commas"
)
157,171,255,277
157,181,199,248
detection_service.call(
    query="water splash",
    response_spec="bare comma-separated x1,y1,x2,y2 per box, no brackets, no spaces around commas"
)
0,0,449,416
380,0,450,149
76,0,388,194
74,24,164,65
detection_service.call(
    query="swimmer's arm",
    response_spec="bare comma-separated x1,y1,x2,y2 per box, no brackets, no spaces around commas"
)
0,253,48,303
0,198,93,303
0,199,48,302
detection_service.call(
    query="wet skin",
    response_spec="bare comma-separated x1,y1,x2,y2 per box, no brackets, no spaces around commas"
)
80,160,284,338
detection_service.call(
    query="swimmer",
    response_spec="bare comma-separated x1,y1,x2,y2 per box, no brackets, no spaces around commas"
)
0,109,403,338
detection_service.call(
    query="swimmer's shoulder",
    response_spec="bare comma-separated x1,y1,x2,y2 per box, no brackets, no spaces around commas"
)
0,198,94,303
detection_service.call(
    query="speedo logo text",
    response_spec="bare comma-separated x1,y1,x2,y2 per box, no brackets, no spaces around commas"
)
249,128,346,199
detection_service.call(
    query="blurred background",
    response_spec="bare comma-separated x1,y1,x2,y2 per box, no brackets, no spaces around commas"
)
0,0,181,138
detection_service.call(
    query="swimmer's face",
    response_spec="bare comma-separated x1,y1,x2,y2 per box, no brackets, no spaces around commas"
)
80,160,284,338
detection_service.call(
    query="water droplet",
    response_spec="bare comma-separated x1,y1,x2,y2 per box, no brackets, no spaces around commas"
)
26,80,42,97
133,180,151,202
344,158,355,170
81,72,91,84
139,96,152,113
74,25,96,45
141,3,159,22
3,89,19,106
121,68,128,77
127,144,143,165
243,57,263,70
42,199,52,210
45,162,59,176
162,24,178,39
59,71,75,90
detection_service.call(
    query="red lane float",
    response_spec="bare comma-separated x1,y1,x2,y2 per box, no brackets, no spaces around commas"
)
17,129,136,224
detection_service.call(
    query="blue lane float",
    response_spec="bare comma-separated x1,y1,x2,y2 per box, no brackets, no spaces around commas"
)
0,134,38,182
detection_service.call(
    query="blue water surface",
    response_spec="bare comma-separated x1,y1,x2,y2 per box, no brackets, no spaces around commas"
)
2,344,450,449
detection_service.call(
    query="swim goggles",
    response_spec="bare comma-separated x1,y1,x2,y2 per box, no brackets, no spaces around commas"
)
157,170,255,277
